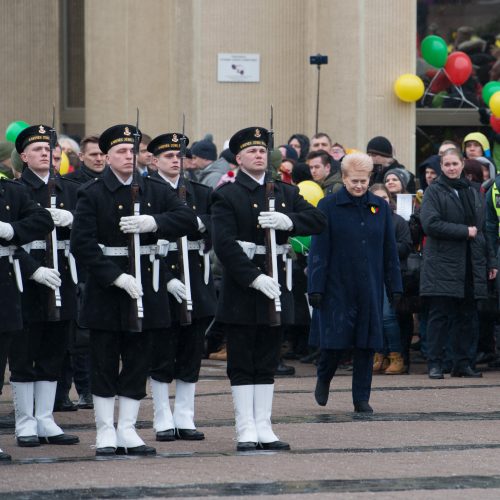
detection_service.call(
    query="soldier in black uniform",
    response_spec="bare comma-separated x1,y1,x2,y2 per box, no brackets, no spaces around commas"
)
70,124,197,456
212,127,326,452
147,133,216,441
9,125,80,447
0,178,54,460
54,134,106,412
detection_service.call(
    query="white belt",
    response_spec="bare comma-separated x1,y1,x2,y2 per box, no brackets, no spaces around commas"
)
22,240,78,285
0,245,17,258
237,240,293,291
23,240,69,252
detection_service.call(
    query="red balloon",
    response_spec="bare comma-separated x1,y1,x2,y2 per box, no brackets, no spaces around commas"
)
444,51,472,85
491,114,500,134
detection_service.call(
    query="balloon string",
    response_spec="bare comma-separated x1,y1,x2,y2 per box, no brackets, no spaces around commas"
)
420,69,443,105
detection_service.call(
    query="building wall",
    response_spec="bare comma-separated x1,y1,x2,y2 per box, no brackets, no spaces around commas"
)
82,0,416,168
0,0,60,130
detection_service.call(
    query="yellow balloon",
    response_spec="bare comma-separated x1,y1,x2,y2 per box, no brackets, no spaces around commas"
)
394,73,425,103
490,91,500,118
59,151,70,175
298,180,324,207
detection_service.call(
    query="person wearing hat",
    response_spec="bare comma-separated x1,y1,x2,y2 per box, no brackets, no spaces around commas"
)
211,126,326,452
147,132,216,442
0,170,54,460
0,142,15,179
9,124,80,448
191,136,229,189
367,135,416,192
383,167,410,198
70,124,197,456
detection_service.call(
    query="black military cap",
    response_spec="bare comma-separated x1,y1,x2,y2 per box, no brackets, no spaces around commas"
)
99,124,141,154
15,124,54,154
229,127,269,155
147,133,189,156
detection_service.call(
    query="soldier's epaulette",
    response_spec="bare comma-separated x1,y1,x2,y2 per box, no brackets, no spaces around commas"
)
145,175,166,186
189,180,211,191
79,177,101,190
58,176,80,186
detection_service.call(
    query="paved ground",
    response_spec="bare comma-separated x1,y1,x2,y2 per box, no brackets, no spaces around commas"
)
2,356,500,499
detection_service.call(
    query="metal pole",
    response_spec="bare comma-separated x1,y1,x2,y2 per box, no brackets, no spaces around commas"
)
315,64,321,135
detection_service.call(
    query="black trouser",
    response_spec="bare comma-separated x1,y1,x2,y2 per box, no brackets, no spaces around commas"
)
150,319,206,383
0,331,14,395
317,348,374,404
9,321,69,382
426,296,476,370
90,329,153,400
226,324,282,386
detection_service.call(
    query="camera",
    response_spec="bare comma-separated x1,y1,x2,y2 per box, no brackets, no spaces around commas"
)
309,54,328,66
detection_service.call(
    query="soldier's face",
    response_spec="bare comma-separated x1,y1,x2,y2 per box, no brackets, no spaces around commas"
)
153,151,181,179
20,142,51,174
106,144,134,180
79,142,105,172
237,146,267,176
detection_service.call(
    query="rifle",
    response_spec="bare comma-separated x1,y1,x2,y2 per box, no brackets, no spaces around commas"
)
177,114,193,326
128,108,144,332
265,106,282,326
46,105,61,321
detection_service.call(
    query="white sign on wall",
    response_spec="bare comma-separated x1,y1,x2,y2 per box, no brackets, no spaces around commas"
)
217,53,260,83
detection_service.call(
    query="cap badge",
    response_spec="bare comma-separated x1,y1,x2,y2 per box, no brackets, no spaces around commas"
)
172,134,178,142
39,125,46,134
254,128,261,138
124,127,131,136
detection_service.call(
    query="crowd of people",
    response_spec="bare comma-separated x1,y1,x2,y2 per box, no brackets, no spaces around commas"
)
0,116,499,462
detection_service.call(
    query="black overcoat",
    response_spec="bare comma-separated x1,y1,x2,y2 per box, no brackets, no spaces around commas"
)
152,174,217,320
420,175,494,299
0,180,54,333
18,168,79,322
70,168,197,331
211,170,326,325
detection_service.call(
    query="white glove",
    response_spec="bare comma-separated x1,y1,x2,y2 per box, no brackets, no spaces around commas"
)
113,273,143,299
258,211,293,231
249,274,281,300
47,208,74,227
167,278,187,303
30,267,61,290
0,222,14,241
197,216,206,233
119,215,158,234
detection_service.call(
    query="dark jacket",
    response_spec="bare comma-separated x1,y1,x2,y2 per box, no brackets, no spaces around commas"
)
18,169,80,322
70,168,197,331
420,175,495,299
0,180,54,333
211,170,326,325
64,164,107,184
321,170,343,196
308,188,402,350
392,211,412,267
152,174,217,320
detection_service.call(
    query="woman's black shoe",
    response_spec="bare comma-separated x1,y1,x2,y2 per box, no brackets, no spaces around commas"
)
451,366,482,378
314,379,330,406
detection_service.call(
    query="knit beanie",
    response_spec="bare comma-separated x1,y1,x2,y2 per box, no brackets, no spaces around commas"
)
0,142,14,162
192,139,217,161
462,132,491,158
10,148,24,173
384,167,410,190
219,148,236,165
366,136,393,158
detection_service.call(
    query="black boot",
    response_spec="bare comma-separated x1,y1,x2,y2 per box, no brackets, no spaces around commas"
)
53,394,78,412
314,378,330,406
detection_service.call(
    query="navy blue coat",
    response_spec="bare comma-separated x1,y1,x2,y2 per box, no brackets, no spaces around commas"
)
308,187,402,350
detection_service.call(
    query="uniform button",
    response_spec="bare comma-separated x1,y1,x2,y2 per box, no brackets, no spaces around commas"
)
362,240,366,244
193,205,196,210
360,222,365,226
171,265,176,269
199,263,202,267
281,203,286,207
5,205,9,210
118,205,123,210
147,267,151,272
257,224,260,228
253,203,258,208
8,272,12,277
59,203,64,208
147,202,151,207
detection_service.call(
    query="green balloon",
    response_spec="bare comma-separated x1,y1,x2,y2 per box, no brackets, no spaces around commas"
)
482,81,500,107
421,35,448,68
432,91,447,108
290,235,311,254
5,120,30,143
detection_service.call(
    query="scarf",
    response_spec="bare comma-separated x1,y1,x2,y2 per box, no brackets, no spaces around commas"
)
441,175,476,226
